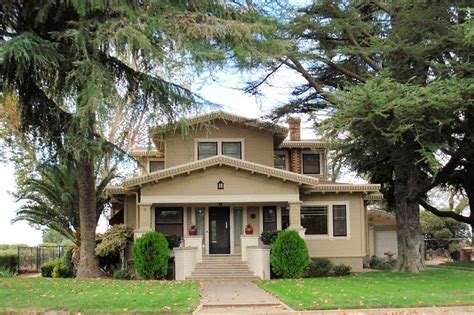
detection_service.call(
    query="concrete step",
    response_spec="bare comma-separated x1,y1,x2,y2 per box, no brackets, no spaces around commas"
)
188,255,258,280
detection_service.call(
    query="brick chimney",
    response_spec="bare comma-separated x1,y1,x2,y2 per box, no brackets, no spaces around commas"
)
287,117,302,173
287,117,301,141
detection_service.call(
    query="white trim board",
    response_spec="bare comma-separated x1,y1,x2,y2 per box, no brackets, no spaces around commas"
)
141,194,301,204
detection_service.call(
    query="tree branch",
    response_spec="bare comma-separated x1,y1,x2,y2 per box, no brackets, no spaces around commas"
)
370,0,392,15
245,62,283,94
420,199,472,224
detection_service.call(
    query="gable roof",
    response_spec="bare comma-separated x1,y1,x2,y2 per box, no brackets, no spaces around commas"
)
151,111,288,140
123,155,319,188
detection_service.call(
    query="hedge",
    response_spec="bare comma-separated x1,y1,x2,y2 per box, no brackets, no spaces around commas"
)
0,254,18,272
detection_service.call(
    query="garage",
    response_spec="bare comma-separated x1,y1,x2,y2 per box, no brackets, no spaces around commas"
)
375,230,398,258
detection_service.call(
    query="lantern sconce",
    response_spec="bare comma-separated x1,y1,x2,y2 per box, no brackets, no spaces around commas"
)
217,180,224,190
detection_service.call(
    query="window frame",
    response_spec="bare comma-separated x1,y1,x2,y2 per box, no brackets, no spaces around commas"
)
155,207,184,236
301,151,322,175
262,206,277,231
300,201,350,239
222,141,242,159
332,205,347,237
148,159,165,173
274,150,289,170
195,138,245,160
197,141,218,160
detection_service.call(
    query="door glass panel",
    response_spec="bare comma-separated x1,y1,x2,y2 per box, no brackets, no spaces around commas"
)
195,207,205,236
234,207,243,245
211,220,217,243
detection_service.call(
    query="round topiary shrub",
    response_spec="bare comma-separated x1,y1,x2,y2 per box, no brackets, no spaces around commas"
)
304,258,334,278
132,232,169,279
271,230,309,278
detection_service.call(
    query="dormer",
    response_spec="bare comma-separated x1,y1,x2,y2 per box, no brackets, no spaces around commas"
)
129,147,165,175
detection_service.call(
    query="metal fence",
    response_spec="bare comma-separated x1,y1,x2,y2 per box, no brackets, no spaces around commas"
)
18,246,72,272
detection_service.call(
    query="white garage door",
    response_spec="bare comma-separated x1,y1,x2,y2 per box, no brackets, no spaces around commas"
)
375,230,397,258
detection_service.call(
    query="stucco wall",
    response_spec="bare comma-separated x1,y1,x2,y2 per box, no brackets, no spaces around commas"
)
125,195,137,229
163,120,275,167
246,206,261,235
300,193,367,261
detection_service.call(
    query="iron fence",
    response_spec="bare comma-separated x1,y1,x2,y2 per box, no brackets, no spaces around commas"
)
17,246,72,272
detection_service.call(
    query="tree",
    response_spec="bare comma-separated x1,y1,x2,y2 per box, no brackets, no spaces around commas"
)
42,229,74,246
1,0,276,277
248,0,472,272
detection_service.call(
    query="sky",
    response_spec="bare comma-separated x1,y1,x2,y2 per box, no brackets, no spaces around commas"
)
0,66,316,246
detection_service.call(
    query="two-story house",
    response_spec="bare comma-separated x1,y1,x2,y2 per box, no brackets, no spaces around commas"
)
107,111,382,278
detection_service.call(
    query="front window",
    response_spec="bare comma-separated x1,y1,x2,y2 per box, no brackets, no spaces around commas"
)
149,161,164,172
263,206,277,231
281,207,290,230
198,142,217,160
222,142,241,159
301,206,328,235
155,207,183,236
302,153,321,175
333,205,347,237
274,151,288,170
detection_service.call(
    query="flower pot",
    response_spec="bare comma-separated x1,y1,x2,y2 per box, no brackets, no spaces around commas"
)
188,228,197,236
245,227,253,235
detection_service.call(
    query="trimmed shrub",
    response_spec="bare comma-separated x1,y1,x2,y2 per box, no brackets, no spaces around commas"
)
333,264,352,276
260,230,281,245
51,249,75,278
0,253,18,272
369,256,394,270
0,267,15,278
271,230,309,278
165,235,182,250
113,268,131,280
40,260,59,277
132,232,169,279
304,258,334,278
96,224,133,274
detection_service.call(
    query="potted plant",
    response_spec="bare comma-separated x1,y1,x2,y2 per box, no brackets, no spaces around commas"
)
188,225,197,236
245,224,253,235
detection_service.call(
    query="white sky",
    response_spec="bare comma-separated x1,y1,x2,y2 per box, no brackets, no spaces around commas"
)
0,66,316,246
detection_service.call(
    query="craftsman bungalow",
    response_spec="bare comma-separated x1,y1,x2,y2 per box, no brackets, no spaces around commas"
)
107,111,384,279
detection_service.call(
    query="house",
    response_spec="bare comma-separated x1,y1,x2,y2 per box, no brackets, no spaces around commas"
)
367,209,398,259
107,111,382,278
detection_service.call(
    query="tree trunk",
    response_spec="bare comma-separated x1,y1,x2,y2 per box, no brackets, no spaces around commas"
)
393,177,425,272
76,156,102,278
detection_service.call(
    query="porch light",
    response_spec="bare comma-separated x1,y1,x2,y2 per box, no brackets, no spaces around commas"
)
217,180,224,190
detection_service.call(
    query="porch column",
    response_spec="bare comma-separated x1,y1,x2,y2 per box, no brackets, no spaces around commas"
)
136,203,153,237
288,201,305,239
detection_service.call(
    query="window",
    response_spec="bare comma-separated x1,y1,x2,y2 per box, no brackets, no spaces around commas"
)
222,142,241,159
234,207,243,245
155,207,183,236
302,153,321,174
198,142,217,160
263,206,277,231
333,205,347,237
149,161,164,172
281,207,290,230
274,151,288,170
195,208,205,236
301,206,328,235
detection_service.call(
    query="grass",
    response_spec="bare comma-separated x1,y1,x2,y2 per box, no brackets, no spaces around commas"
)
435,261,474,271
0,277,199,313
257,269,474,311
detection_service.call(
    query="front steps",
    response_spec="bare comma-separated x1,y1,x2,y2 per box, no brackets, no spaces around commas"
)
187,255,258,280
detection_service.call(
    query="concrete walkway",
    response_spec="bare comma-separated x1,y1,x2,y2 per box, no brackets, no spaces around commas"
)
194,280,292,314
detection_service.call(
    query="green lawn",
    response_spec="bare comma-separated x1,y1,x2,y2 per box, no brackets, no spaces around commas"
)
435,261,474,271
0,277,199,313
257,269,474,311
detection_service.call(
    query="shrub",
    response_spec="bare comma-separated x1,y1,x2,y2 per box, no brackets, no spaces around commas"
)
333,264,352,276
40,260,59,277
113,268,130,280
260,230,280,245
271,230,309,278
165,235,182,250
304,258,334,278
0,253,18,272
132,232,169,279
96,225,132,274
369,256,394,270
0,267,15,278
52,249,75,278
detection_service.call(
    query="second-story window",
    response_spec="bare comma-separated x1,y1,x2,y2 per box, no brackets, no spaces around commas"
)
149,161,164,172
274,151,288,170
302,153,321,175
198,142,218,160
222,142,241,159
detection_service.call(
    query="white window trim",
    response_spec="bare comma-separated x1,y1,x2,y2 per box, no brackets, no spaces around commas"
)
301,151,324,176
147,158,165,173
274,150,289,170
195,138,245,160
301,201,351,240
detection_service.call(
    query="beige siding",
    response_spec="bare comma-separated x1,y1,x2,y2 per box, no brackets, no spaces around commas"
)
300,193,367,260
141,166,299,198
163,121,275,167
125,196,137,229
247,206,261,235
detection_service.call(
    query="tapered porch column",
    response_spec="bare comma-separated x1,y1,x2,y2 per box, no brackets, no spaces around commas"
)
135,203,153,239
288,201,305,239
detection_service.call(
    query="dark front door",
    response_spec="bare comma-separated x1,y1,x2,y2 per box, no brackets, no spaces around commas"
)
209,207,230,254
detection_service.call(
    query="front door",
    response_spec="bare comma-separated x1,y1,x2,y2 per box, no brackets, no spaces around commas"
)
209,207,230,254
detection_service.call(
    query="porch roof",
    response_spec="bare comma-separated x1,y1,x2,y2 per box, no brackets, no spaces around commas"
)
123,155,319,188
278,140,330,149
